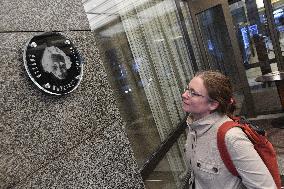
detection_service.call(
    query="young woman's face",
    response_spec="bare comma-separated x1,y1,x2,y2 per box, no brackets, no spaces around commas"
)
182,76,218,120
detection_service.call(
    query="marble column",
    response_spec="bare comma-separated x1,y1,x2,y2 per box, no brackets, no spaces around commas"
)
0,0,144,188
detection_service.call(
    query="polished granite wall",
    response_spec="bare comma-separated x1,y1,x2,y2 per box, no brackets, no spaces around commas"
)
0,1,144,188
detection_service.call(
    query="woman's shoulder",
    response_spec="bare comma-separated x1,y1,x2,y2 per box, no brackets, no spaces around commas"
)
224,126,250,146
215,114,233,128
225,126,246,138
218,116,251,144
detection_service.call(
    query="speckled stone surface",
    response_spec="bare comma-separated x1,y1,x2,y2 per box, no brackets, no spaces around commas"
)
0,0,90,31
17,122,144,189
0,31,144,188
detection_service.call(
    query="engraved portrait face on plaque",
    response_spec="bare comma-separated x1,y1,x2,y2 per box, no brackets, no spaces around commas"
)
23,32,83,95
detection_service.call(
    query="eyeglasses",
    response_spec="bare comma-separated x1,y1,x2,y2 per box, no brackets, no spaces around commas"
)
184,86,215,102
184,87,206,98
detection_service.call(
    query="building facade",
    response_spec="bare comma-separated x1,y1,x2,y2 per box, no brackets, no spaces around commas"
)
0,0,144,188
1,0,283,188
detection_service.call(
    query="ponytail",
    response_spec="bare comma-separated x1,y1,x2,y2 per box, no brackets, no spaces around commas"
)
227,97,236,116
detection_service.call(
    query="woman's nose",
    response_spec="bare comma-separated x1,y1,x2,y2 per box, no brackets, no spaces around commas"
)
182,91,188,99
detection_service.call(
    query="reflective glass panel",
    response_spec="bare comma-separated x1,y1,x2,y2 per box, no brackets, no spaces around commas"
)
144,135,187,189
195,4,249,115
271,0,284,58
229,0,283,114
196,5,240,84
83,0,198,186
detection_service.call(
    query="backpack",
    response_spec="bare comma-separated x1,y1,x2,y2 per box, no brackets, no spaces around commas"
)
217,116,282,189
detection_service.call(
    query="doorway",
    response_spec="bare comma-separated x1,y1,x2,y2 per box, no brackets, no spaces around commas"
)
188,0,283,115
188,0,256,116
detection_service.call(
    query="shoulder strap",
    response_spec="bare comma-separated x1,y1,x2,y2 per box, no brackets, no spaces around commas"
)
217,121,241,176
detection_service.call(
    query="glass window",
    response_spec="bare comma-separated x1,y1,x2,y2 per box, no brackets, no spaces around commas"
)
143,137,187,189
271,0,284,56
83,0,200,187
229,0,283,114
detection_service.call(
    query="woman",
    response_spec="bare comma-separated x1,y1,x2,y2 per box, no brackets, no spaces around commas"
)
182,70,276,189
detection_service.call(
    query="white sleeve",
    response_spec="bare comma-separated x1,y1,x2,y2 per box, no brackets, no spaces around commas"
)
225,127,277,189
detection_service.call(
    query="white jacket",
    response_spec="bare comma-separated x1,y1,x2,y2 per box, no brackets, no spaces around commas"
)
185,112,277,189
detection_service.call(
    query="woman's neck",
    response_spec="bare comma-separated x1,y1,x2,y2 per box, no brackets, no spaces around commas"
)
191,112,211,121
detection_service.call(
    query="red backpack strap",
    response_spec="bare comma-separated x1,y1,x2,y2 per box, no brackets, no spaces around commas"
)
217,121,240,176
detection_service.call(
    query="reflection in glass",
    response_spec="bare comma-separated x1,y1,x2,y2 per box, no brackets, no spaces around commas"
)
196,5,240,86
271,0,284,57
83,0,199,188
229,0,282,114
144,137,187,189
230,0,275,74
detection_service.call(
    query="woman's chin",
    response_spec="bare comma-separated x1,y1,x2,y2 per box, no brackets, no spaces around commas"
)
182,106,190,113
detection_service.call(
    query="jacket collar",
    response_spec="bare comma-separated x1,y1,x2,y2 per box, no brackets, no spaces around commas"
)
187,112,226,136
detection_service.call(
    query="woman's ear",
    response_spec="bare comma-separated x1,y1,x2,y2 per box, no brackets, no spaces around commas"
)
208,100,219,111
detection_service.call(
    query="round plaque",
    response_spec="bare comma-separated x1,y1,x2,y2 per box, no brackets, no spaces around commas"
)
23,32,83,95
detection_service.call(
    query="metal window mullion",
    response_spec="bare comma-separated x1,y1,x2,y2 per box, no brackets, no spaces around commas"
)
263,0,284,71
